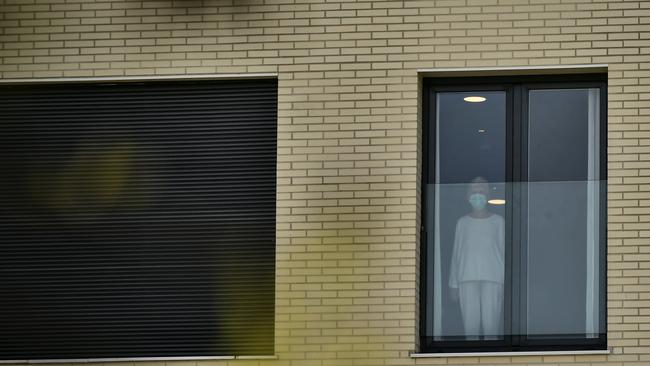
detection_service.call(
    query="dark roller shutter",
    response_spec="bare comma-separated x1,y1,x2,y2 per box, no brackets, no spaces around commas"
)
0,79,277,360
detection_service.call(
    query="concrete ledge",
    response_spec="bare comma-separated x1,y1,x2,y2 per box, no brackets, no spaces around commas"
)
235,355,278,360
410,348,611,358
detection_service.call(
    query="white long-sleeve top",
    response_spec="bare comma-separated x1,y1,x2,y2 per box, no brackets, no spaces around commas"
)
448,213,505,289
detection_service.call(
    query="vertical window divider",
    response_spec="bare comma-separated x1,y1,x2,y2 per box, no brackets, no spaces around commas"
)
518,84,531,348
504,84,513,349
598,82,608,345
511,84,523,349
419,81,435,349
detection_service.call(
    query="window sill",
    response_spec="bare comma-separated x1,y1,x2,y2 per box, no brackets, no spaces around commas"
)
0,356,278,364
410,349,611,358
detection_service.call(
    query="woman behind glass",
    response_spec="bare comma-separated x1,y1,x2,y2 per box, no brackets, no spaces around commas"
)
448,176,505,340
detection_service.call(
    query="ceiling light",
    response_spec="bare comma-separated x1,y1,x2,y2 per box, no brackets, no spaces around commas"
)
464,96,486,103
478,129,486,133
488,199,506,205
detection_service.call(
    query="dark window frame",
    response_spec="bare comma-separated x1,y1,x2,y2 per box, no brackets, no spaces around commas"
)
419,74,607,353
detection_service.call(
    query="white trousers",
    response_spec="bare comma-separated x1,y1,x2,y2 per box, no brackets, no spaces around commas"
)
459,281,503,340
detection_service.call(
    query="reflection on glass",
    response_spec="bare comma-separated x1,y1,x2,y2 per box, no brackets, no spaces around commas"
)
526,88,603,338
426,91,506,340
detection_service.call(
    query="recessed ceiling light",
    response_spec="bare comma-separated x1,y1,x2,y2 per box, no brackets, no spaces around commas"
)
464,96,486,103
478,129,486,133
488,199,506,205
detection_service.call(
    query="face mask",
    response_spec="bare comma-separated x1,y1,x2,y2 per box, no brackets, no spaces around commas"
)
468,193,487,210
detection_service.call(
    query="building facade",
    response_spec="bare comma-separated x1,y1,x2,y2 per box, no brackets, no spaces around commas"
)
1,0,649,365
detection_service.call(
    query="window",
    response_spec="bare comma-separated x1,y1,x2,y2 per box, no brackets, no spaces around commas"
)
420,74,607,353
0,79,277,360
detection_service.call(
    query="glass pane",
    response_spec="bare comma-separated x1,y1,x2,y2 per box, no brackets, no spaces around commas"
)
425,91,507,341
526,88,603,338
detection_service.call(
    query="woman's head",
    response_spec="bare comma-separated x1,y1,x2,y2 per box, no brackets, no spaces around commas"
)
467,177,490,211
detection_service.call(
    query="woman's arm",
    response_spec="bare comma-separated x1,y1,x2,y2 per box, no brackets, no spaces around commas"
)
497,215,505,262
448,218,463,289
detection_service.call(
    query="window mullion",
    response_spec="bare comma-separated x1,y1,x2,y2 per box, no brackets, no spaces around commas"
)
510,83,525,349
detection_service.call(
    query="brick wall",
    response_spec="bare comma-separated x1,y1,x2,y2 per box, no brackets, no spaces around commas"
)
1,0,649,365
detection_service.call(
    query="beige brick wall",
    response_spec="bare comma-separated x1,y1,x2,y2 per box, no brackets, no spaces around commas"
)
1,0,649,365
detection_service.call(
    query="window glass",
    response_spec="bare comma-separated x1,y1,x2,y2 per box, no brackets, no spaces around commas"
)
526,88,603,338
426,91,506,340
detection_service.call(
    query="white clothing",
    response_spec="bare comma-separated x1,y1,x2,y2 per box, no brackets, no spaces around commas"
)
448,213,505,289
459,281,503,339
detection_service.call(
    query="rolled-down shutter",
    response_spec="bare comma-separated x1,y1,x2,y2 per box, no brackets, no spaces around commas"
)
0,79,277,360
